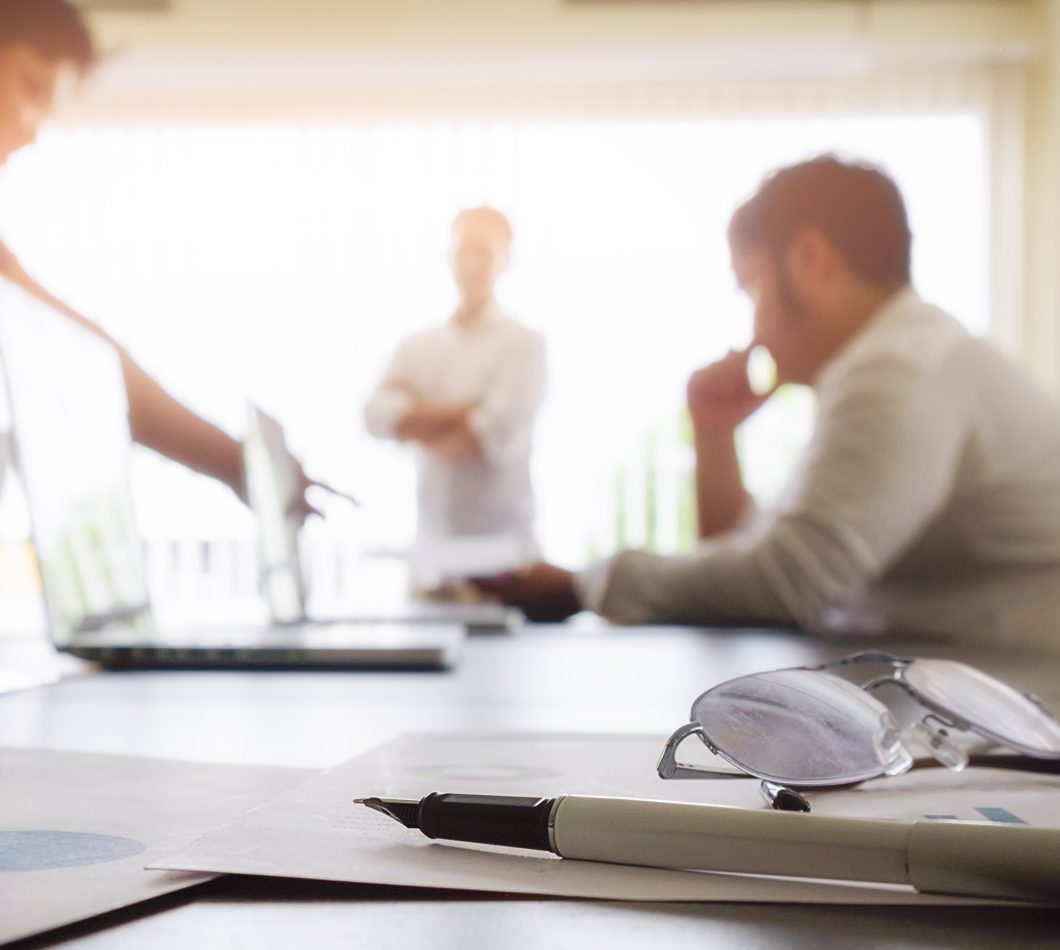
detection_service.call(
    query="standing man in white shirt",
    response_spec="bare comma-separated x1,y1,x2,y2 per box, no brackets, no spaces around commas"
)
364,207,547,583
479,157,1060,649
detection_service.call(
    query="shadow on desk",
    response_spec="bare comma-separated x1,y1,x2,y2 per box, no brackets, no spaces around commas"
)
9,875,1060,950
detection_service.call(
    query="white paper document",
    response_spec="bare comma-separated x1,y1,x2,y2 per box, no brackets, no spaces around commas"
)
153,733,1060,905
0,747,308,944
409,533,533,579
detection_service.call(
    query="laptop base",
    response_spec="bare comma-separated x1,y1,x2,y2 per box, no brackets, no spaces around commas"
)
66,622,464,671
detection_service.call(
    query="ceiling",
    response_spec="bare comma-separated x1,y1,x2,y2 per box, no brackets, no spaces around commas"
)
74,0,1039,89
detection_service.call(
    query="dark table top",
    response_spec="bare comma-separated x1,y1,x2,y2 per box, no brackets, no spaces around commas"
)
3,623,1059,948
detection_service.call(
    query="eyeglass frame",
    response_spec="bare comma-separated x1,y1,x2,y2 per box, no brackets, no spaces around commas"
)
657,651,1059,786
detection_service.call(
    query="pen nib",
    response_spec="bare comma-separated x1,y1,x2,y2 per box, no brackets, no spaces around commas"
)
354,797,421,828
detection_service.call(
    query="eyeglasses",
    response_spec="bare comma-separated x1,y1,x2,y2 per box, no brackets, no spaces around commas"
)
657,652,1060,809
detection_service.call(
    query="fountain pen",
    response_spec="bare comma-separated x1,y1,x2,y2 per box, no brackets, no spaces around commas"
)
356,791,1060,902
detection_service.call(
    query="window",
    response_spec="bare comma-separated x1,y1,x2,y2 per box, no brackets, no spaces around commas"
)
0,104,991,609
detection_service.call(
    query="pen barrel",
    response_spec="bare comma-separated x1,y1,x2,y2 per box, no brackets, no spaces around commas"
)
553,797,1060,902
908,821,1060,902
552,796,911,885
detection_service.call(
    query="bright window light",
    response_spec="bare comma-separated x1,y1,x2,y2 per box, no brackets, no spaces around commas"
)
0,112,989,603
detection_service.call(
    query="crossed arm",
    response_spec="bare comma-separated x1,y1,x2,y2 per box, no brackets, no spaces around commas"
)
366,332,546,465
392,396,482,461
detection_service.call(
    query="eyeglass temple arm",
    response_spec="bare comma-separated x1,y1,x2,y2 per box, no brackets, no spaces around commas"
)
656,722,753,780
819,651,905,672
823,654,1048,712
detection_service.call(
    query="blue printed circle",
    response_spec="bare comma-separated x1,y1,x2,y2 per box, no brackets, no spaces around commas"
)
0,831,147,872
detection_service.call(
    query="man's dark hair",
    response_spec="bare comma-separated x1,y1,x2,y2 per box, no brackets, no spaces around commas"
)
0,0,96,75
728,156,912,291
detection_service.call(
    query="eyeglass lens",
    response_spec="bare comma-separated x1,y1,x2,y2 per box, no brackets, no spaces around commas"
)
904,659,1060,758
691,669,912,787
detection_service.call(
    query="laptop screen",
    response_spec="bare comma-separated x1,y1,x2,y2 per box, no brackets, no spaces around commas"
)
0,284,152,647
243,404,306,624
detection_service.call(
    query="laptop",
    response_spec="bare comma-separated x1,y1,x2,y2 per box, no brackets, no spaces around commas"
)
0,283,463,670
243,403,523,633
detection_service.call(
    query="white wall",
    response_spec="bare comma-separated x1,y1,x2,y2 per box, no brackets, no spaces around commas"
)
1023,0,1060,392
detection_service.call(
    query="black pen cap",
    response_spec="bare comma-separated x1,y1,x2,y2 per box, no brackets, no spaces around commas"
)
417,793,557,853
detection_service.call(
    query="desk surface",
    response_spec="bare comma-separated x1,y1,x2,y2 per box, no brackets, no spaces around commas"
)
3,624,1059,949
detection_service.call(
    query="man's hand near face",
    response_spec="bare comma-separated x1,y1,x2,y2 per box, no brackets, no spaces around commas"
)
473,562,582,622
687,348,776,540
687,347,774,436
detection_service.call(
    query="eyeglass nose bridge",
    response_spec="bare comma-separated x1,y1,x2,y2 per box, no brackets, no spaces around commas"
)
911,714,970,772
863,676,974,732
855,675,976,771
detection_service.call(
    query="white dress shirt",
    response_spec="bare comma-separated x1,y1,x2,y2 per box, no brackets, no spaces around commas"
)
579,287,1060,649
364,304,546,550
